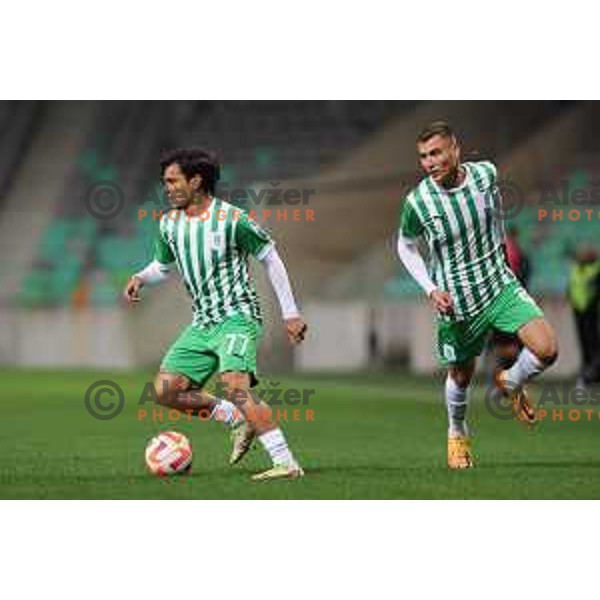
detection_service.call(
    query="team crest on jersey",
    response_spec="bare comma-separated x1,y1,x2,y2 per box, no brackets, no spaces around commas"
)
429,214,446,241
208,231,225,252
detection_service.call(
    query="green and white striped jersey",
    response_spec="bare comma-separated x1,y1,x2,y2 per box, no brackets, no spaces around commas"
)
399,161,516,321
155,197,273,328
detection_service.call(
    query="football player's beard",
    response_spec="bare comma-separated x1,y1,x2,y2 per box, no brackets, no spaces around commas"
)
168,193,192,209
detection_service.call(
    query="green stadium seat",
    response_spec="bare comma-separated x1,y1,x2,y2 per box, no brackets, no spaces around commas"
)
89,275,119,306
95,235,150,283
19,270,53,306
384,274,421,299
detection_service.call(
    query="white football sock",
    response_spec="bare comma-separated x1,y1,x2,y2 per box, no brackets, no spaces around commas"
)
504,348,544,390
446,376,469,436
258,428,296,467
210,399,243,426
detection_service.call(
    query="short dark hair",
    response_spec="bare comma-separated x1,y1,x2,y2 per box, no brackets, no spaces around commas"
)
160,147,221,195
417,120,455,144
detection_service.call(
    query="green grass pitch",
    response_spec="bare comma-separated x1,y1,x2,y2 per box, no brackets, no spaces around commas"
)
1,368,600,499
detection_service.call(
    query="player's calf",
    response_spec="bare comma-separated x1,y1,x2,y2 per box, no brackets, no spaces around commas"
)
446,360,475,437
495,319,558,427
219,371,303,478
504,318,559,391
218,372,274,434
154,372,208,413
520,318,558,365
154,372,243,427
448,361,475,388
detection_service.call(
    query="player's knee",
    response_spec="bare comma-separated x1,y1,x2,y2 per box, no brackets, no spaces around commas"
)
524,320,558,368
154,373,190,406
220,371,249,391
448,368,472,389
537,341,558,368
219,373,251,403
223,385,252,408
532,329,559,367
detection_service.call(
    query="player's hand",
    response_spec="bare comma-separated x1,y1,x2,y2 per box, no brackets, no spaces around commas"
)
285,316,307,345
124,276,143,304
429,289,454,315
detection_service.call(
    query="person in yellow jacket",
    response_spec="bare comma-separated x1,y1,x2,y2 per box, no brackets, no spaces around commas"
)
568,246,600,387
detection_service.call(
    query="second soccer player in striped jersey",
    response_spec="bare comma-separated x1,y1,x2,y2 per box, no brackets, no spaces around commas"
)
125,147,307,481
397,121,558,469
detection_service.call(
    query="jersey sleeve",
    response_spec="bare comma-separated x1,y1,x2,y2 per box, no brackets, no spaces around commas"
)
154,222,175,265
399,197,424,239
235,212,274,259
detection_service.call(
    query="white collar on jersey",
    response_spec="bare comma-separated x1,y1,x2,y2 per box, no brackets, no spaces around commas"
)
430,164,471,193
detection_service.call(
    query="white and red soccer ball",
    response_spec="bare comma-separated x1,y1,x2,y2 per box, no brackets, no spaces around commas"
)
145,431,193,476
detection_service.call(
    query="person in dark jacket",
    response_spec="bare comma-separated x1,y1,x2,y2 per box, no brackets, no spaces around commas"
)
568,246,600,388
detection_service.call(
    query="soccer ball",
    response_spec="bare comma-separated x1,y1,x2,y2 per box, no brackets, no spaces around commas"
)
145,431,193,476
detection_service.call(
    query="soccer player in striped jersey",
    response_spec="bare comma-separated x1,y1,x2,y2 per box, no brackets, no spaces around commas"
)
124,147,307,481
397,122,558,469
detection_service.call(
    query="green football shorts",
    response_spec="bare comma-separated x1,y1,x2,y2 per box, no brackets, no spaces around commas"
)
160,314,263,388
436,281,543,366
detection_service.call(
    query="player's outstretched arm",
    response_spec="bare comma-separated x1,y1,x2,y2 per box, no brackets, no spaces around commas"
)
259,246,307,344
123,260,173,304
396,234,454,315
